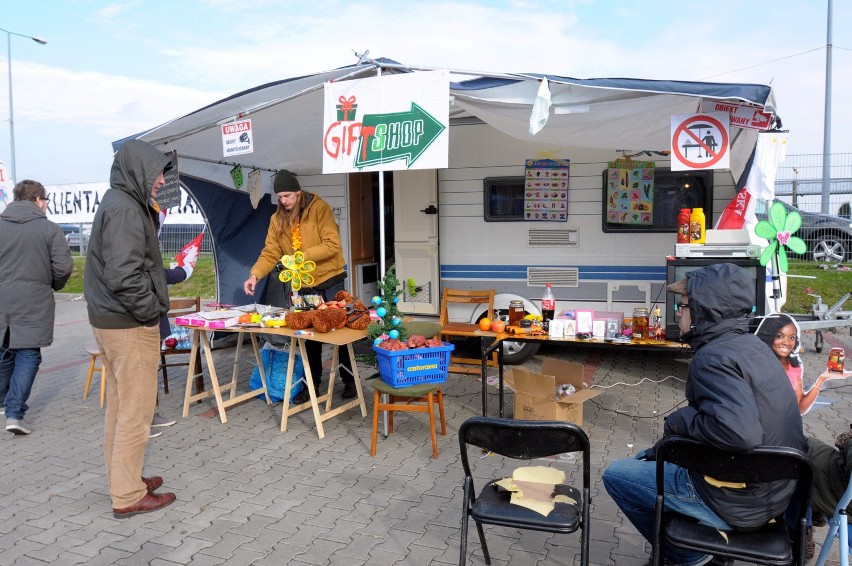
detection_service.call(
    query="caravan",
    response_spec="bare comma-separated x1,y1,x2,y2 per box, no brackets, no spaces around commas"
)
129,58,779,362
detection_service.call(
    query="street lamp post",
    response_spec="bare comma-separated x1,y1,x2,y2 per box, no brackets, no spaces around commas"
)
0,27,47,185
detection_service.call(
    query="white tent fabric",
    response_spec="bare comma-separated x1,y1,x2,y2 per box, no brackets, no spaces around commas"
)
132,58,775,187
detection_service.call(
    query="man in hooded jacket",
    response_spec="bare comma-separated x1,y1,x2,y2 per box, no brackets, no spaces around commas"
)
84,140,176,517
602,263,807,566
0,180,73,435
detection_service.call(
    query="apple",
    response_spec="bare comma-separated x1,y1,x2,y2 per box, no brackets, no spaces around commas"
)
491,320,506,334
164,337,178,348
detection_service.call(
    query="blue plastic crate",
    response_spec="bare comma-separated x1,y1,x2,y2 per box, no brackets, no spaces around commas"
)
372,342,455,387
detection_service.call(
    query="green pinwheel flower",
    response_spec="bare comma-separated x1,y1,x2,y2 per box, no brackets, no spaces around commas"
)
754,201,807,273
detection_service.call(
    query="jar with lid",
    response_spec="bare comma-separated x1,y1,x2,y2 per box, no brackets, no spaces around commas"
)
827,347,846,373
631,307,650,342
509,300,525,326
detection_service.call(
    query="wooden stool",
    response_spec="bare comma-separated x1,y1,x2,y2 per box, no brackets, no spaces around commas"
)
83,346,105,408
370,380,446,459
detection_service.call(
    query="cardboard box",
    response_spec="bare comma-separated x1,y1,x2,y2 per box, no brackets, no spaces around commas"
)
505,358,600,425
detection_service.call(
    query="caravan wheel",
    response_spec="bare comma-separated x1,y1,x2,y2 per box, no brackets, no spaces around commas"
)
501,339,540,365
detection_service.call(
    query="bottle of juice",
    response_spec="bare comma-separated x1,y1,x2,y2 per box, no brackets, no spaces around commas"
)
689,207,706,244
677,208,691,244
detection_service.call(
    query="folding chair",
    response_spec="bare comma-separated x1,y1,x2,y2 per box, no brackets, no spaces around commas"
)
458,416,590,566
653,436,813,566
815,473,852,566
159,296,202,394
439,288,497,374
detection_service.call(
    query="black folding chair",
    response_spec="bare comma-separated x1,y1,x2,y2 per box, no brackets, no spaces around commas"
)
458,416,590,566
653,436,813,566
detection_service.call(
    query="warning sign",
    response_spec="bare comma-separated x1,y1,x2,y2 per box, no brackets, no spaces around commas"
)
698,100,772,131
671,112,730,171
221,119,253,157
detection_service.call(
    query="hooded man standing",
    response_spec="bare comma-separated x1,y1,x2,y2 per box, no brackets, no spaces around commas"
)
602,263,807,566
84,140,176,517
0,180,73,435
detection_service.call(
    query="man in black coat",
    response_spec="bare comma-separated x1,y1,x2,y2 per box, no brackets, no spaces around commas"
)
603,263,807,566
0,180,73,435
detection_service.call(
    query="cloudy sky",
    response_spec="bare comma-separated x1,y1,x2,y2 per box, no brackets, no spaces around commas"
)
1,0,849,185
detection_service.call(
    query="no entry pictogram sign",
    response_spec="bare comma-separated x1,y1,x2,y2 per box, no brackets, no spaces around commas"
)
670,112,730,171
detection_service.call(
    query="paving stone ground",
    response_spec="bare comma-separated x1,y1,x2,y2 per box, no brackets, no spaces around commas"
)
2,294,851,565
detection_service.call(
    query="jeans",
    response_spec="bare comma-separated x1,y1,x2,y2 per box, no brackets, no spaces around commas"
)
603,456,731,566
0,330,42,420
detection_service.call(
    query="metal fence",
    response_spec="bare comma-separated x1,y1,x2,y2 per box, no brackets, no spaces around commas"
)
65,223,211,257
776,153,852,218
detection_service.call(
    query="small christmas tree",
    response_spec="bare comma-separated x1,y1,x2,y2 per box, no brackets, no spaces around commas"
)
367,264,409,343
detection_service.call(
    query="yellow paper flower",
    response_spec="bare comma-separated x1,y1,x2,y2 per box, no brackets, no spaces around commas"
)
291,222,302,251
277,251,316,291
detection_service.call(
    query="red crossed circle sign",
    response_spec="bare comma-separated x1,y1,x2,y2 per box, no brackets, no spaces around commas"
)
672,114,729,169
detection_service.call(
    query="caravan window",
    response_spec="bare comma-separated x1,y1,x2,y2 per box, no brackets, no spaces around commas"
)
601,169,713,233
484,176,525,221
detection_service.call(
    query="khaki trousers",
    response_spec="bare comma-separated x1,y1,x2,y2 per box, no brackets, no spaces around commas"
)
92,325,160,508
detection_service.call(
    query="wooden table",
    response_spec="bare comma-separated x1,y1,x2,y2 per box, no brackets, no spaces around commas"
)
181,324,368,439
480,332,691,417
439,322,498,374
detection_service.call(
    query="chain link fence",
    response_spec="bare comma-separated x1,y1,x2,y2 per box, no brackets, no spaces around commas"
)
776,153,852,218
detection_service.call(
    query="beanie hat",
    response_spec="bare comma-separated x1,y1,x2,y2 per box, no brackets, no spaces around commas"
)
273,169,301,193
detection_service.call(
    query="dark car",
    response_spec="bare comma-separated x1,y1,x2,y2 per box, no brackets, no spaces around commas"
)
59,223,89,251
755,200,852,262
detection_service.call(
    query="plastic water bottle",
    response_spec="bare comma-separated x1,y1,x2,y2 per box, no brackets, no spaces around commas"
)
541,283,556,322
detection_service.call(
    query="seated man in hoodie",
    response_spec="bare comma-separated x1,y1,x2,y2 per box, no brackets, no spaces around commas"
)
602,263,807,566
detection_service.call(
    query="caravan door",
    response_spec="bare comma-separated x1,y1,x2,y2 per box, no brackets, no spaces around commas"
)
393,169,439,315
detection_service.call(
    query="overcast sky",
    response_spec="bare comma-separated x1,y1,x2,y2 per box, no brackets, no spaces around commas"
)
1,0,849,185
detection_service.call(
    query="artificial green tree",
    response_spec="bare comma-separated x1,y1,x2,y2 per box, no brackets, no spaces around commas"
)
367,264,410,343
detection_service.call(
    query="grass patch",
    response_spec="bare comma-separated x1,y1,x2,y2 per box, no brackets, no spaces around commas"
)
781,259,851,314
63,256,217,299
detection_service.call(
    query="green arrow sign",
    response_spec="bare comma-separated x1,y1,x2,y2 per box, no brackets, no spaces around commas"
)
354,102,446,169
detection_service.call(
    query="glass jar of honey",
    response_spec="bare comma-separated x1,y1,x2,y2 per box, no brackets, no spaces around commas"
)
509,300,525,326
632,307,649,342
828,348,846,373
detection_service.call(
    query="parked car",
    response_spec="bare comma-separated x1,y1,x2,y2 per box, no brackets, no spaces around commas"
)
756,200,852,262
59,224,89,252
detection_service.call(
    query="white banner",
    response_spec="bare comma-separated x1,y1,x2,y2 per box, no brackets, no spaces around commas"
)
45,182,205,224
322,70,449,174
0,161,10,214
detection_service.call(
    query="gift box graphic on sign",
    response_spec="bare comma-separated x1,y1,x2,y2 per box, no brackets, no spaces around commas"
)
336,95,358,121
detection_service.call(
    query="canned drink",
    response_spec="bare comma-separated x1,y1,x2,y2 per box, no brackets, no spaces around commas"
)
828,347,846,373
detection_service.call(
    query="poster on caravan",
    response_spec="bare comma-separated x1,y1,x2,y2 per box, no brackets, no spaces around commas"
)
0,161,10,214
44,182,205,224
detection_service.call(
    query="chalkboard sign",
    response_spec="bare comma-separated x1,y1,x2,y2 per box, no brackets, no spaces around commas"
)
156,150,181,209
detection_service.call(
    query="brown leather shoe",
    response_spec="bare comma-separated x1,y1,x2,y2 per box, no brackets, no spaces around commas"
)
142,476,163,492
112,491,176,518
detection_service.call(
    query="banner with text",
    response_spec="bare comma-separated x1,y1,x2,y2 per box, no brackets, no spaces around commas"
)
322,70,449,174
44,182,205,224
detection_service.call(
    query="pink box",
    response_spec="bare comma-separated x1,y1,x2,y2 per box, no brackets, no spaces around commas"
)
204,317,241,329
175,316,206,327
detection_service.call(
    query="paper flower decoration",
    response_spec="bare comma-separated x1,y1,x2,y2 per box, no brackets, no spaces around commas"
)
755,201,807,273
277,251,316,291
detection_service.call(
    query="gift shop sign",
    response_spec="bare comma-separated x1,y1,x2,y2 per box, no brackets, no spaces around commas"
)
698,100,773,131
322,70,449,173
670,112,730,171
221,119,253,157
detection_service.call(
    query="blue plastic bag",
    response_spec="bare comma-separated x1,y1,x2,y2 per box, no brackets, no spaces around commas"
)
249,348,305,404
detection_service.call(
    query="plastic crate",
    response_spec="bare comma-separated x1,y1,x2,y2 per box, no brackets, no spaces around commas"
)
372,342,455,387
